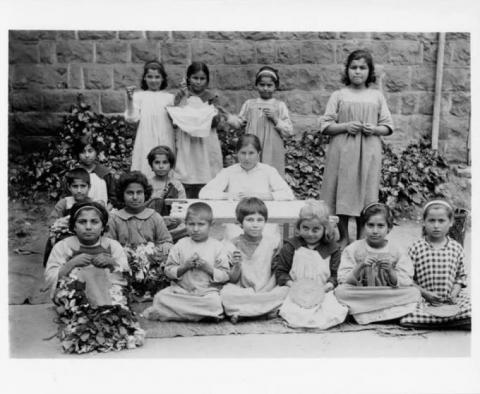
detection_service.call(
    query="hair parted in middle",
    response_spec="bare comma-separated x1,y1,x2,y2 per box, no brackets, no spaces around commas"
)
140,60,168,91
116,171,153,204
147,145,176,168
341,49,376,87
360,202,394,229
235,133,262,153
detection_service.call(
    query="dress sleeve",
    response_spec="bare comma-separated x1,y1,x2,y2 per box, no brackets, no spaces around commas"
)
337,243,357,284
212,243,230,283
394,246,414,287
105,215,119,242
318,90,340,133
327,248,341,286
274,101,294,137
454,247,468,288
164,243,181,280
153,213,173,247
175,180,187,199
109,239,130,273
274,242,295,286
198,167,231,200
44,241,71,298
124,92,141,123
268,166,295,200
377,92,394,134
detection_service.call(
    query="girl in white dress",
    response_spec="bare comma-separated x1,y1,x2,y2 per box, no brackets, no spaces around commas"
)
125,61,175,178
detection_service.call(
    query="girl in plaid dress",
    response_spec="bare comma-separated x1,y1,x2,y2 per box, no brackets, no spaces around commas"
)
400,200,471,330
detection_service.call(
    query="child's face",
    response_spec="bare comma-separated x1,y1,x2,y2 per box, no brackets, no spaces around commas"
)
144,68,163,91
68,179,90,202
364,213,389,247
298,218,324,246
123,182,145,211
424,207,452,242
151,154,171,178
79,144,98,167
256,76,276,99
237,144,260,171
188,70,208,94
240,212,266,238
74,209,103,245
348,58,369,87
186,213,211,242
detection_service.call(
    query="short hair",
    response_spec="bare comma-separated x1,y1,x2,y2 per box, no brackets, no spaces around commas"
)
72,134,102,158
65,167,90,187
185,202,213,223
296,200,335,242
255,65,280,88
69,201,109,234
235,133,262,153
360,202,394,229
147,145,176,168
341,49,376,87
116,171,153,204
422,200,454,221
140,60,168,91
235,197,268,223
186,62,210,85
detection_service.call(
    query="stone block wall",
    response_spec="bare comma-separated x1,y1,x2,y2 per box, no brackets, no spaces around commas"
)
8,30,470,162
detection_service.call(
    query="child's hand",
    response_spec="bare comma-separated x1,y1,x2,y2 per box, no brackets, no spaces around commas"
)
263,108,278,125
286,280,293,287
362,123,377,136
69,253,92,269
325,282,334,292
125,86,136,100
449,284,462,303
232,250,242,266
345,121,363,135
92,253,117,271
195,258,213,276
423,290,443,306
185,253,199,270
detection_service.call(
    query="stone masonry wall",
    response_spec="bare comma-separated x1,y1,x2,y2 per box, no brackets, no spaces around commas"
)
8,30,470,163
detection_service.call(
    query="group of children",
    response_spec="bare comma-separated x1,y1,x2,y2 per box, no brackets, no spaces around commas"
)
43,47,471,331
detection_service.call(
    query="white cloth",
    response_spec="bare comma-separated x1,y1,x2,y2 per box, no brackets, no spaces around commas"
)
199,163,295,201
125,91,175,178
88,172,108,206
279,247,348,328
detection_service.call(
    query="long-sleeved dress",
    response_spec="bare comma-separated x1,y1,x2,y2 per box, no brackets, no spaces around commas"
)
335,239,421,324
221,234,288,318
400,237,471,327
319,88,393,216
142,237,230,322
229,98,293,177
274,236,348,328
125,90,175,178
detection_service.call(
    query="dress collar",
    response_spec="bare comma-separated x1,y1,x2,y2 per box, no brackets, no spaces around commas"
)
115,208,155,220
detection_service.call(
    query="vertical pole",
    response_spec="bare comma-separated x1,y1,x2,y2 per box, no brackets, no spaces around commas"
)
432,32,446,150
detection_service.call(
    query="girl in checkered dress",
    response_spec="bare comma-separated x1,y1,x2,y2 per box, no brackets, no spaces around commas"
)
400,201,471,330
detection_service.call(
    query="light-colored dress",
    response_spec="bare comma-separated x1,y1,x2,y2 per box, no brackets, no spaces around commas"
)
125,90,175,178
221,234,288,318
173,93,223,185
319,88,393,216
335,239,421,324
279,247,348,329
143,237,230,322
400,237,471,326
88,172,108,206
229,98,293,177
44,236,129,304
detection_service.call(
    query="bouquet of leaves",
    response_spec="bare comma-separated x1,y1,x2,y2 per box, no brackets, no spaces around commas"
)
123,242,170,300
53,276,145,354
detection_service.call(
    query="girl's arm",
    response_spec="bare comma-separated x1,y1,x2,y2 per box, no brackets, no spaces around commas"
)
318,90,363,136
153,213,173,254
124,91,140,123
338,244,362,285
395,246,415,286
273,242,295,286
267,166,295,201
49,198,68,226
164,244,189,279
210,244,231,283
451,247,468,300
198,168,231,200
273,101,294,139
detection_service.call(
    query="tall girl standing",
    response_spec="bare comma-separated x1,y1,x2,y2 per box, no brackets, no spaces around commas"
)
125,61,175,178
319,49,393,248
167,62,224,198
229,66,293,177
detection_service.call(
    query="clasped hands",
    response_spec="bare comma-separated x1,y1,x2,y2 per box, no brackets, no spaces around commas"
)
345,121,377,136
69,252,118,272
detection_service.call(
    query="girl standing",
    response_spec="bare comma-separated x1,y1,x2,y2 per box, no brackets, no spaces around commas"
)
335,203,421,324
400,201,471,330
274,200,348,329
319,49,393,248
125,61,175,178
167,62,224,198
229,66,293,177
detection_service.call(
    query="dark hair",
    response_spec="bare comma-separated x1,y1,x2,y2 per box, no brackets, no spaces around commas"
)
140,60,168,91
116,171,153,204
186,62,210,85
360,202,393,229
255,66,280,88
65,167,90,187
235,133,262,153
342,49,376,87
147,145,176,168
72,134,102,158
235,197,268,223
69,201,109,234
185,202,213,223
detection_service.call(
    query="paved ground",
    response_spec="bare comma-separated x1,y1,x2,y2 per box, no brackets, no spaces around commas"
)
8,220,472,358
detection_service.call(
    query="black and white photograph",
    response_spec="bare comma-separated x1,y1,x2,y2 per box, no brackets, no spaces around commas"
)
3,0,480,393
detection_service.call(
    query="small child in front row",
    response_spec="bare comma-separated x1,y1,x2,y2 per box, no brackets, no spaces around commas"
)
400,200,471,330
275,200,348,329
43,167,92,266
143,202,230,322
221,198,288,323
335,203,421,324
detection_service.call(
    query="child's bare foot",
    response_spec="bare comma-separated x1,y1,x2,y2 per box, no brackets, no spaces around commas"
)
230,315,239,324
